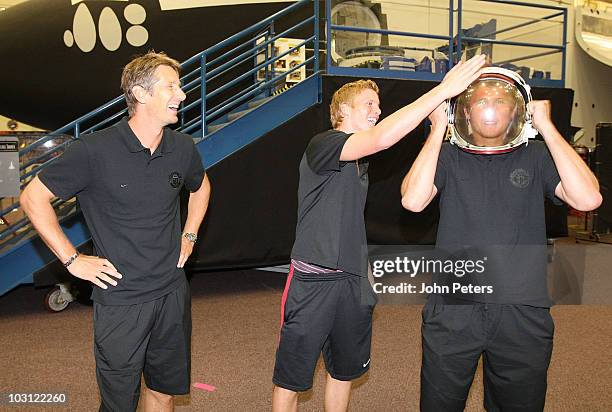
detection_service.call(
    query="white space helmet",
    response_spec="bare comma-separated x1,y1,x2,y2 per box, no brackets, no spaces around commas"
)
448,67,538,154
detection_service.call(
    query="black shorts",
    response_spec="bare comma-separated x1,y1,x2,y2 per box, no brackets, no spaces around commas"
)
94,280,191,412
420,295,554,412
273,266,377,392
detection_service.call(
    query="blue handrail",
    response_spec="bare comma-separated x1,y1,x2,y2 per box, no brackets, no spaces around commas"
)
561,7,567,90
207,32,266,70
327,0,567,85
179,0,316,136
181,0,310,69
205,35,314,102
481,0,566,11
457,0,566,82
20,137,75,171
207,17,314,84
329,25,453,42
487,11,564,38
459,37,564,50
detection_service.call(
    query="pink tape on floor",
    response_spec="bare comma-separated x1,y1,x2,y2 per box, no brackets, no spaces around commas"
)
194,382,216,392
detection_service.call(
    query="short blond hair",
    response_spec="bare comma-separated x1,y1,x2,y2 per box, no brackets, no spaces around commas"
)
330,79,379,128
121,51,181,117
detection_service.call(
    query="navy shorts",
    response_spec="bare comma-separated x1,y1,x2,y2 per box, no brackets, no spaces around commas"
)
94,280,191,412
420,295,554,412
273,266,377,392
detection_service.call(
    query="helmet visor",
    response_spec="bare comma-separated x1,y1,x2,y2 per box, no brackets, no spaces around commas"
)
453,78,527,149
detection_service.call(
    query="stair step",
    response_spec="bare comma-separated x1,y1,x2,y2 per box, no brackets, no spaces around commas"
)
207,123,228,134
248,96,274,109
205,97,275,135
227,108,253,122
199,96,277,137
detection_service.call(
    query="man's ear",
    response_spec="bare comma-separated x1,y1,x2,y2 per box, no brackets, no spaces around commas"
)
339,102,350,119
132,85,148,104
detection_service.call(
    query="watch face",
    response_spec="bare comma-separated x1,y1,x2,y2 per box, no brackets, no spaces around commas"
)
184,233,197,242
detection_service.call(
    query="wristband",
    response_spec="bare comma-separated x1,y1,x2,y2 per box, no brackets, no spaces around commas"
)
63,253,79,268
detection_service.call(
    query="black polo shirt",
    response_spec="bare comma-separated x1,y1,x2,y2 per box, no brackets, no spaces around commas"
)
291,130,369,277
433,141,561,306
39,118,205,305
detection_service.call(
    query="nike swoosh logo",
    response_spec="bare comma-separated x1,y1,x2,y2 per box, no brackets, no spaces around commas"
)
120,184,128,188
363,358,371,368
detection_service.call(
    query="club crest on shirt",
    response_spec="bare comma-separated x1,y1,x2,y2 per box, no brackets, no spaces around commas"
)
168,171,183,188
509,168,530,189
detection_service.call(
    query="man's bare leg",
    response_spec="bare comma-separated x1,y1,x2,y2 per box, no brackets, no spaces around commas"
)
144,387,174,412
272,385,298,412
324,374,351,412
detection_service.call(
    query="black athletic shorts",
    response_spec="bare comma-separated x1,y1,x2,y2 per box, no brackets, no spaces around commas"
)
273,266,377,392
94,280,191,412
420,295,554,412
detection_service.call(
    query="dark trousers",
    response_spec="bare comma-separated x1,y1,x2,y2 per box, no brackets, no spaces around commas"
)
94,282,191,412
420,296,554,412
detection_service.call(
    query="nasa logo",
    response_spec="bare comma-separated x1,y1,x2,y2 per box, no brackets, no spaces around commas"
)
169,171,183,188
509,168,530,189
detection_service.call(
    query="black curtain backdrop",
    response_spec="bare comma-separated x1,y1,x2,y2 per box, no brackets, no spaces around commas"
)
187,75,573,271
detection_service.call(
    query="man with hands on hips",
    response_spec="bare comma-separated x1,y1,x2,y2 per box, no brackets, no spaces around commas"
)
20,51,211,412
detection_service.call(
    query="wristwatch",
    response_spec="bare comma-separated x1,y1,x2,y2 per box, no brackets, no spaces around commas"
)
183,232,197,243
63,252,79,268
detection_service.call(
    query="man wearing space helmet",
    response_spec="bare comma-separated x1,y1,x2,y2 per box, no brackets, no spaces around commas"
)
464,79,524,147
400,68,602,411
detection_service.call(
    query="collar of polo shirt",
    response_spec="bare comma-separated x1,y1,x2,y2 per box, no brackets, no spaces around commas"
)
118,117,176,154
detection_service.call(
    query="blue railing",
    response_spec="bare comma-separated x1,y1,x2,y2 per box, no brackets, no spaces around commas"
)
0,0,318,247
174,0,318,136
327,0,567,87
326,0,455,81
456,0,566,86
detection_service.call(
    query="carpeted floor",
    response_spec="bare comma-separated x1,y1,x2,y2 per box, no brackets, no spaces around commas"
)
1,241,611,411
